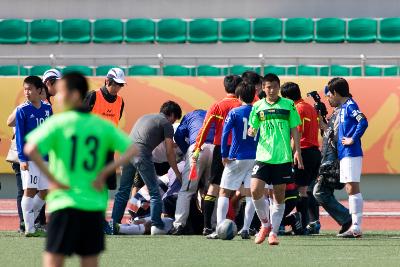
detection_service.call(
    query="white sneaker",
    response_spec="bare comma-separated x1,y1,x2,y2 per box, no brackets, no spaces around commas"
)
337,226,362,238
151,225,168,235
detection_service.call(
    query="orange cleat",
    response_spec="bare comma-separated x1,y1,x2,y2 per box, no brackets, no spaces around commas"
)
268,233,280,245
255,225,271,244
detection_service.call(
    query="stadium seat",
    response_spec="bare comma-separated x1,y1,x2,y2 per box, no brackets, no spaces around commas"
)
284,18,314,42
252,18,282,42
0,65,28,76
229,65,254,75
352,65,382,76
62,65,93,76
30,65,52,76
320,65,352,76
220,18,251,42
382,66,399,76
379,18,400,43
196,65,222,76
29,19,59,43
93,19,123,43
95,65,120,76
125,18,155,43
61,19,91,43
0,19,28,44
128,65,158,76
255,65,286,75
156,19,187,43
188,19,218,43
315,18,346,43
347,18,377,43
297,65,319,75
163,65,193,76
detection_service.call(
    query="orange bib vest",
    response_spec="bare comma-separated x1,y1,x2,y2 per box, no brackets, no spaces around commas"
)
91,89,123,126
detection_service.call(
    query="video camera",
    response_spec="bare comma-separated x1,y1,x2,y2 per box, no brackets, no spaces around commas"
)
307,91,328,124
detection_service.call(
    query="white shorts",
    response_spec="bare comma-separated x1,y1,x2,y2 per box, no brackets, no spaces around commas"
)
220,159,254,191
21,161,49,190
340,156,362,183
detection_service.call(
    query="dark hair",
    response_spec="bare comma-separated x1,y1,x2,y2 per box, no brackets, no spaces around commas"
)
62,72,89,100
327,77,351,97
160,100,182,120
263,73,280,86
242,71,262,86
280,82,302,101
224,75,243,94
235,82,256,104
23,76,44,93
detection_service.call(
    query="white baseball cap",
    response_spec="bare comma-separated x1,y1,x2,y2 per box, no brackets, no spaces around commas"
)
42,69,62,83
106,68,126,84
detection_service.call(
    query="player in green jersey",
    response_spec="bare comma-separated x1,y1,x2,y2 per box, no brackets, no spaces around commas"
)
248,74,304,246
24,72,138,267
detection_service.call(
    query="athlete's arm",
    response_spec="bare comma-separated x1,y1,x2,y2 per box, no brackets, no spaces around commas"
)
291,127,304,169
165,137,182,183
6,108,17,127
15,108,28,170
174,115,189,154
342,105,368,146
24,144,69,190
193,104,217,157
93,144,139,191
119,99,125,119
221,111,234,164
248,106,259,137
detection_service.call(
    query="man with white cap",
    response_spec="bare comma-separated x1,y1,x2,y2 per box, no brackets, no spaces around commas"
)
42,69,62,103
84,68,127,191
84,67,126,126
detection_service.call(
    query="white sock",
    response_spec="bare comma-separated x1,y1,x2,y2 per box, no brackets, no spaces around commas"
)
349,193,363,229
216,196,229,226
119,224,145,235
268,197,273,221
32,194,45,221
252,196,270,227
242,197,255,231
21,196,35,233
271,203,285,235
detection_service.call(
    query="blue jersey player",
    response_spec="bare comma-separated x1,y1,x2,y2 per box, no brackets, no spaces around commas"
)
15,76,53,236
214,82,258,240
326,78,368,238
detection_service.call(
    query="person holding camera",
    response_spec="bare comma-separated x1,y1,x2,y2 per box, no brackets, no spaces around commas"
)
281,82,321,234
313,86,353,235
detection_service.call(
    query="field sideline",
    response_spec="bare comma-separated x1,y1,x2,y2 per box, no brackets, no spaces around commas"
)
1,231,400,267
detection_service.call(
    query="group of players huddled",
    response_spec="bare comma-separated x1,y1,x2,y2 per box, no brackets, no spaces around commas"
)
7,67,368,267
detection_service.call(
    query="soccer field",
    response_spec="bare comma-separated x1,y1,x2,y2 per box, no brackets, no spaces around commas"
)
1,231,400,267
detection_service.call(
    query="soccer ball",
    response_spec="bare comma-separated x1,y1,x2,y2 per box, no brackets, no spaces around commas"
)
216,219,237,240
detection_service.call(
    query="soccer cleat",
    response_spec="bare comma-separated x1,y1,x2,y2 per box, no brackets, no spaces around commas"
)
254,226,271,244
170,225,185,235
25,230,46,238
291,212,303,235
305,220,321,235
338,220,352,235
240,230,250,240
268,233,280,245
104,220,114,235
278,225,286,236
337,228,362,238
151,225,168,235
206,232,219,239
248,228,257,236
202,227,213,236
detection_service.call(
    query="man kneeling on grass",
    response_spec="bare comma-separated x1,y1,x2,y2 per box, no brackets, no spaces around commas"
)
24,72,138,267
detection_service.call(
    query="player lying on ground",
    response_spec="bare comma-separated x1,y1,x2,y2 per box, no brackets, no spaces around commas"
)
24,72,139,267
109,217,174,235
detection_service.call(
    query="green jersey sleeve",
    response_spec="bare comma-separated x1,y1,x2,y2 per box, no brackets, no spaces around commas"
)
288,101,302,129
26,117,58,157
249,105,260,129
108,124,132,153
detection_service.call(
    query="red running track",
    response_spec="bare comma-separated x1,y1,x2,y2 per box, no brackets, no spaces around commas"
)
1,199,400,231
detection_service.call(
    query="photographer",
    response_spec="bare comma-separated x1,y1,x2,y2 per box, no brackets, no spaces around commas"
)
281,82,321,234
313,87,352,235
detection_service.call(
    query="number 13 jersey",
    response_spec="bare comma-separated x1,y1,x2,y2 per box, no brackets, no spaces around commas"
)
26,109,131,213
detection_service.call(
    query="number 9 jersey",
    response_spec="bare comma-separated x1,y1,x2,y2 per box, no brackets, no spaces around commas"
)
26,110,132,213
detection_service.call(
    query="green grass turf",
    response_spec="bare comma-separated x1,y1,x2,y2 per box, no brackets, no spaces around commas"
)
1,231,400,267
